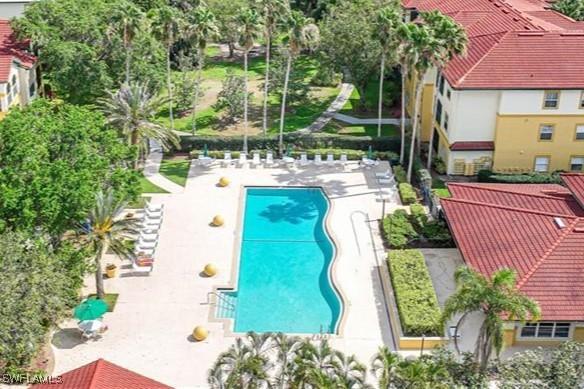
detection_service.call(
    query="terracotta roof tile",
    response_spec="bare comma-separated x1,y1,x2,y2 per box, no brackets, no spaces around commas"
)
562,173,584,208
0,19,36,82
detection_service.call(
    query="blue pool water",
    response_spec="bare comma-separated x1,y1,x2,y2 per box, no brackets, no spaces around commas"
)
227,187,342,334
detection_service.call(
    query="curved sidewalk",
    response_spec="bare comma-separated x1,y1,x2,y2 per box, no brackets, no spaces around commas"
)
143,141,185,194
333,112,406,126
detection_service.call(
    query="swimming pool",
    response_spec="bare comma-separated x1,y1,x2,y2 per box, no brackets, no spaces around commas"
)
218,187,342,334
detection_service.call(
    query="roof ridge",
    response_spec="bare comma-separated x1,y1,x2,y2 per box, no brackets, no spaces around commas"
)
516,218,580,289
454,31,510,87
88,359,104,389
440,196,579,218
447,182,572,201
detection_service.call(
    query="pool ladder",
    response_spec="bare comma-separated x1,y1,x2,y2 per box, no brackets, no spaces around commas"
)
207,291,236,312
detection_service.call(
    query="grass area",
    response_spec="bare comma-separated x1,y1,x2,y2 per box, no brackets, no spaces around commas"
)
432,178,451,198
340,78,400,118
139,176,168,194
323,119,399,137
128,196,151,209
159,158,191,186
88,293,119,312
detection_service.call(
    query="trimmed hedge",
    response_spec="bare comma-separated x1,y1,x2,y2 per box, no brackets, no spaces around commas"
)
388,249,442,337
189,148,398,161
382,207,453,249
409,203,427,228
393,165,407,183
178,133,401,154
398,183,417,205
477,169,562,184
382,209,418,248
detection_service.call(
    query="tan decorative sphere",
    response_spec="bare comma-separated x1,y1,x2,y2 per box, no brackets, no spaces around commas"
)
203,264,217,277
211,215,224,226
193,326,208,341
218,177,230,187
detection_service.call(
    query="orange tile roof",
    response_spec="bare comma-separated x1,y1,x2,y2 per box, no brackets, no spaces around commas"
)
0,19,36,82
30,359,172,389
403,0,584,89
441,174,584,321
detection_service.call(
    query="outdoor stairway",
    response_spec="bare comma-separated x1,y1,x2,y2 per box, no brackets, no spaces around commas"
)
215,291,237,319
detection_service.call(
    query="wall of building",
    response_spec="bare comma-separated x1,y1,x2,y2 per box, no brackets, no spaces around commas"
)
405,68,437,143
499,89,584,115
449,90,499,143
0,1,33,18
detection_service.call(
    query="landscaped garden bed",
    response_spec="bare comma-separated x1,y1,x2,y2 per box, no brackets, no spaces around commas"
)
387,249,442,337
381,206,453,249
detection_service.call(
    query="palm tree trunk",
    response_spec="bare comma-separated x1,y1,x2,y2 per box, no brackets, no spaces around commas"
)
228,42,235,58
95,243,108,299
124,24,131,84
278,53,292,156
243,51,249,154
400,63,407,165
166,44,175,131
406,77,424,183
191,46,204,135
262,34,271,138
377,53,385,138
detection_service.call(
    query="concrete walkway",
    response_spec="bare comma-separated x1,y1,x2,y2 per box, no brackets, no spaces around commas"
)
143,141,185,194
303,83,355,132
333,112,405,126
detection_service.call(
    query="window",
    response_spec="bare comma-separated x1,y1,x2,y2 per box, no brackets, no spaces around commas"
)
539,124,554,140
576,125,584,140
571,156,584,171
11,75,17,94
446,88,451,100
520,322,571,339
534,156,550,172
6,82,12,106
439,75,446,96
29,82,36,97
435,100,443,125
543,90,560,109
579,91,584,109
444,112,449,132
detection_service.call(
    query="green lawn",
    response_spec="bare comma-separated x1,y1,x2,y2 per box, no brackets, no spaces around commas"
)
340,78,400,118
432,178,451,198
323,120,399,137
159,158,191,186
128,196,151,209
139,176,168,194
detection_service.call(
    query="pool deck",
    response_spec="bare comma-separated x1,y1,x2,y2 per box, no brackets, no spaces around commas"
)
51,161,401,388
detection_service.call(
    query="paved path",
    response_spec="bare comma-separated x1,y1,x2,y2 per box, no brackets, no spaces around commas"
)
143,140,185,194
304,83,354,133
333,112,405,126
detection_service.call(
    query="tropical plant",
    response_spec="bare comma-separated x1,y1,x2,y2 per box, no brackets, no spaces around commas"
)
207,0,244,58
273,333,302,388
373,7,401,137
109,1,145,83
442,267,541,370
149,4,184,130
255,0,290,137
78,189,139,300
552,0,584,21
213,70,250,123
277,10,319,155
100,82,179,167
333,352,368,387
237,8,263,154
186,4,219,135
210,337,271,388
266,53,311,108
371,346,400,389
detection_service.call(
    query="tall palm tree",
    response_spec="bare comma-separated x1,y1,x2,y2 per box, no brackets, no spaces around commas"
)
100,82,179,168
237,8,263,155
148,5,183,131
373,7,401,138
396,22,414,165
186,5,219,135
273,333,301,388
109,1,144,84
212,337,271,388
78,189,139,299
277,11,319,155
442,267,541,370
423,11,468,169
333,352,368,388
371,346,400,389
255,0,290,138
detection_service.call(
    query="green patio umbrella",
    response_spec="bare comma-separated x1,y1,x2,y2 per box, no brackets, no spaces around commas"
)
367,145,373,160
203,144,209,157
74,299,108,321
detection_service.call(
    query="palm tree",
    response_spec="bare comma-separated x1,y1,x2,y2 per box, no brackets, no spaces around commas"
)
212,337,271,388
273,333,301,388
333,352,368,388
371,346,400,389
109,2,144,83
186,5,219,135
373,7,401,138
396,22,414,166
442,267,541,370
237,8,263,155
148,5,183,131
423,11,468,169
277,11,319,155
100,82,179,168
256,0,290,138
78,189,139,299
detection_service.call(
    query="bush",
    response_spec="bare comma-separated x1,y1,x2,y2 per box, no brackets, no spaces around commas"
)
417,168,432,187
382,209,418,248
388,250,442,336
393,165,407,184
433,156,447,174
178,133,401,154
409,203,427,228
399,183,417,205
422,220,453,247
189,148,398,161
477,169,562,184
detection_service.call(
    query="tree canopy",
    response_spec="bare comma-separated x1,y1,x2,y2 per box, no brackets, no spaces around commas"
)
0,99,139,238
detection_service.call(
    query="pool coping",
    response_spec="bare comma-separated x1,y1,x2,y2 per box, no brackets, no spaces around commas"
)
208,184,349,338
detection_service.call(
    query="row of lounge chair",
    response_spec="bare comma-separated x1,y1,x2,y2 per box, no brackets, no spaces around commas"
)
376,168,397,202
132,202,164,274
199,152,352,167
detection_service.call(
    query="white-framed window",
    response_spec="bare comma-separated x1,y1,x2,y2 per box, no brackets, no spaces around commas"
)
576,125,584,140
520,322,571,339
543,90,560,109
11,75,17,94
444,112,449,132
446,88,451,100
539,124,554,140
571,156,584,171
534,156,550,172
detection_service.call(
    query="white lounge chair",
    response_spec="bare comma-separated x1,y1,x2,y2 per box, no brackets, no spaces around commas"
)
223,152,233,167
137,209,163,219
140,219,162,230
299,152,309,166
145,202,163,212
140,232,158,242
265,151,275,166
326,153,334,166
378,176,396,186
137,238,157,249
314,154,323,165
375,169,393,179
198,154,213,166
339,154,348,165
135,247,155,256
251,152,261,167
238,153,247,167
132,260,153,273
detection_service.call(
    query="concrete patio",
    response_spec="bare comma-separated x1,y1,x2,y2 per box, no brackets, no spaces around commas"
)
51,160,401,388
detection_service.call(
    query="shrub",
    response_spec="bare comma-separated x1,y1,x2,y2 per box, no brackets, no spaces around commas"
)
393,165,407,184
399,183,417,205
382,209,418,248
422,220,453,247
388,249,442,337
409,203,427,228
477,169,562,184
417,168,432,187
433,156,447,174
